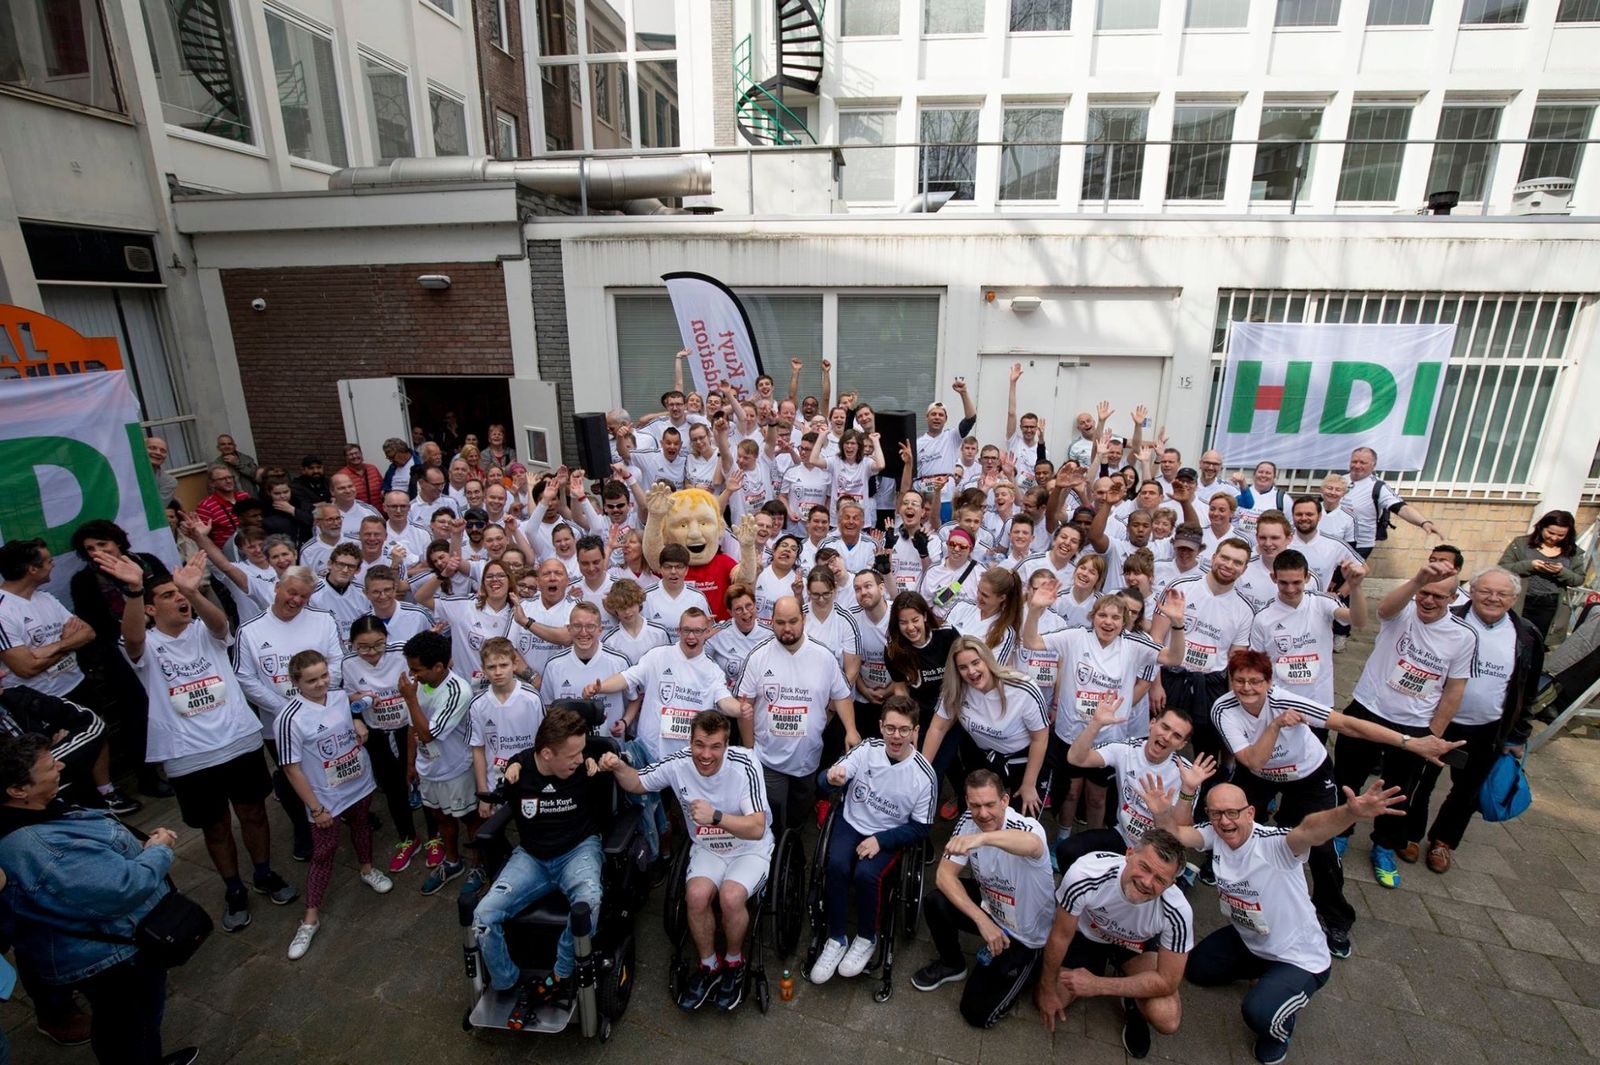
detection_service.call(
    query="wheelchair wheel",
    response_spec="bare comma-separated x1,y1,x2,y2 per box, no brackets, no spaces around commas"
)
770,830,807,958
900,843,927,934
804,806,839,967
754,970,771,1014
661,834,692,945
599,933,636,1022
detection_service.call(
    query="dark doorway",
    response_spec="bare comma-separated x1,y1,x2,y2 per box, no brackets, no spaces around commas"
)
402,376,513,457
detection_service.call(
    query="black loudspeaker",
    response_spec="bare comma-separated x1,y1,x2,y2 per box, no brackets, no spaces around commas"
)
875,409,916,483
572,412,611,475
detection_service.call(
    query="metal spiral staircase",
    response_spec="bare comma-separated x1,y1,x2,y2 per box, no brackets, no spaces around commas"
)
175,0,249,137
734,0,824,145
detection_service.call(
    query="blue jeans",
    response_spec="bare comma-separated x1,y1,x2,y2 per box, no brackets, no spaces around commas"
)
474,837,603,989
623,737,664,859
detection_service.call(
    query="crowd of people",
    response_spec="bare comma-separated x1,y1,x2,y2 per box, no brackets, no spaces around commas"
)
0,355,1592,1065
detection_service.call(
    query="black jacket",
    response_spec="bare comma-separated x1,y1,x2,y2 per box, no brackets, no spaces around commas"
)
1449,603,1544,746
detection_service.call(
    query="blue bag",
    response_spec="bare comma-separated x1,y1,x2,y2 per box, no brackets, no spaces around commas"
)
1478,752,1532,823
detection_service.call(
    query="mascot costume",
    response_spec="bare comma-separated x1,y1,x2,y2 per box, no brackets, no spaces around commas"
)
642,484,758,619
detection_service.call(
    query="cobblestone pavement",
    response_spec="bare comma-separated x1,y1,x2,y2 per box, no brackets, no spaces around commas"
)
10,626,1600,1065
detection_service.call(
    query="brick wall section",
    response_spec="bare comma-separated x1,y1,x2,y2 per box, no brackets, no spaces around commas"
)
220,263,512,466
471,0,530,156
527,239,578,462
711,0,735,146
1359,500,1600,579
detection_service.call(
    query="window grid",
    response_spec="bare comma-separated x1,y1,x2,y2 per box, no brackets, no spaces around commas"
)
1559,0,1600,21
1206,289,1587,496
1519,104,1595,182
1083,107,1149,200
1367,0,1433,24
362,55,415,162
1460,0,1526,24
1000,107,1064,200
429,88,468,155
1010,0,1070,31
265,11,349,167
1253,106,1323,201
1167,105,1236,200
1337,105,1412,201
1275,0,1340,27
1427,105,1502,201
919,108,980,200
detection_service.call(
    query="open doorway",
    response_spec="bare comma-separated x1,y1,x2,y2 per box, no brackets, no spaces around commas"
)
402,376,514,458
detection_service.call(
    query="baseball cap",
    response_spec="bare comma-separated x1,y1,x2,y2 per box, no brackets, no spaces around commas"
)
1172,523,1204,550
1176,467,1199,483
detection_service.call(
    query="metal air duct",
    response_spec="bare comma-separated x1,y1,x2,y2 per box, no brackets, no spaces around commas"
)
327,156,713,208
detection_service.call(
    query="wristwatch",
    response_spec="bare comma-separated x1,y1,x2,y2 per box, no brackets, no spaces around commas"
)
712,809,723,826
1398,734,1410,751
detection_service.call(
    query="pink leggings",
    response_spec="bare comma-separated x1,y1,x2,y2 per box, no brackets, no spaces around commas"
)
305,794,374,910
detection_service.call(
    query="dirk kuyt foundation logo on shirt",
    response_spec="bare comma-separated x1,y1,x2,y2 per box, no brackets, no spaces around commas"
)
658,682,676,703
317,734,342,759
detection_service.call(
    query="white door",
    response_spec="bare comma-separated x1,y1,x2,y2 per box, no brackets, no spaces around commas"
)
976,353,1168,461
337,377,410,465
507,377,563,471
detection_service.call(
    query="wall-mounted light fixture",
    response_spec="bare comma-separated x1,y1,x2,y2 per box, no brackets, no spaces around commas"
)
417,274,452,290
1011,296,1042,314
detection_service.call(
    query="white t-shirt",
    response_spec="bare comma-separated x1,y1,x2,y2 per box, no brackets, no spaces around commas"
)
915,427,963,479
888,525,943,594
1097,739,1195,846
822,535,878,575
1058,851,1194,954
937,677,1048,756
737,636,852,776
276,691,376,818
784,464,833,524
1249,594,1341,708
341,645,412,731
706,620,769,686
433,596,514,691
1234,557,1321,613
754,565,799,626
124,620,260,769
310,579,369,647
1351,603,1478,728
602,618,672,665
642,585,711,640
1316,507,1356,548
299,538,340,580
1232,486,1291,547
412,671,475,782
1292,533,1360,591
0,588,84,697
1197,824,1330,974
848,605,892,692
518,595,575,675
1341,476,1405,550
944,602,1019,666
364,604,434,647
621,644,734,762
336,500,381,542
1164,574,1255,677
606,565,661,595
684,450,721,491
408,494,457,533
1040,629,1161,745
1014,611,1068,711
802,603,860,672
945,810,1055,949
568,575,617,626
1195,479,1238,506
233,607,344,729
636,745,773,860
921,557,984,611
469,683,546,789
539,646,633,733
1457,608,1516,727
832,738,938,838
1211,687,1332,784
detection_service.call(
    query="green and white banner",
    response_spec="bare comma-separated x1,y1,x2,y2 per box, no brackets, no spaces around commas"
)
0,371,178,595
1215,321,1456,471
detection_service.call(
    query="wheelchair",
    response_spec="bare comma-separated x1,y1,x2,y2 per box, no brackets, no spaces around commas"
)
457,700,653,1042
660,808,809,1013
801,800,928,1003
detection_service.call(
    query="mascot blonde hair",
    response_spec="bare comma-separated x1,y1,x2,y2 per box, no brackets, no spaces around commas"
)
642,483,758,617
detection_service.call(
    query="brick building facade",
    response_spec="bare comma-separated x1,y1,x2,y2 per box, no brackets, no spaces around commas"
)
471,0,532,158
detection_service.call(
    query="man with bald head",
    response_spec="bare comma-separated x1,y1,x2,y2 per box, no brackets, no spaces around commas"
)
1194,450,1237,505
735,595,855,832
1140,776,1405,1065
329,470,380,541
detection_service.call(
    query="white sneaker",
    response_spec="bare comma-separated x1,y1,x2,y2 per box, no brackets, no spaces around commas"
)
837,936,876,979
810,937,847,984
287,921,319,961
360,869,394,894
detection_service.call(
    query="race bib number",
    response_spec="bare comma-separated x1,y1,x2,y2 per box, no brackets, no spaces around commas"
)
893,570,917,591
979,883,1016,929
369,694,406,729
1220,891,1270,935
1274,653,1319,686
662,706,697,739
1387,658,1441,700
169,675,226,718
1182,641,1217,673
1121,800,1156,841
1236,511,1260,534
769,703,808,737
694,823,736,851
323,747,363,788
1023,653,1058,691
862,660,891,688
1074,688,1114,721
1259,758,1299,783
272,672,295,697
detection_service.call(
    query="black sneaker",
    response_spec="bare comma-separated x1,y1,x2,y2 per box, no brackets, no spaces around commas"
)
713,962,746,1011
253,871,299,905
506,983,536,1031
221,887,251,932
159,1048,200,1065
1197,857,1217,887
291,833,312,863
677,964,718,1011
911,958,967,992
1122,999,1151,1059
102,788,142,816
1326,926,1353,959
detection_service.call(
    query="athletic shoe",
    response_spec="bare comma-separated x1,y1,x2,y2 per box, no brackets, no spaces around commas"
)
409,783,423,809
253,871,299,905
421,859,465,895
360,868,394,894
291,831,312,863
1331,835,1349,861
1197,857,1217,887
423,837,446,869
838,936,876,979
533,973,574,1011
938,798,959,821
1254,1037,1289,1065
159,1048,201,1065
102,788,142,816
810,937,847,984
506,983,537,1031
677,964,718,1011
34,1011,92,1047
1332,635,1349,653
1397,842,1421,864
389,838,420,873
1427,841,1454,874
1176,863,1199,890
459,866,487,896
1122,999,1151,1059
287,921,319,961
221,887,252,933
1326,927,1352,959
713,961,746,1011
1371,845,1402,889
911,959,967,991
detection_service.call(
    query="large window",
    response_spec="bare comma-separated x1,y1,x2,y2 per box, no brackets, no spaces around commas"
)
1000,106,1063,200
1010,0,1070,31
1082,106,1148,201
845,0,901,34
430,87,468,155
1186,0,1249,28
265,12,347,167
1337,104,1411,201
0,0,122,112
1460,0,1525,23
840,110,897,202
362,55,414,162
1559,0,1600,21
535,0,678,151
1520,104,1595,182
1167,104,1235,201
1253,106,1322,201
837,296,941,412
1275,0,1339,26
589,61,631,147
1099,0,1159,28
924,0,984,34
490,0,511,48
919,108,979,200
141,0,252,142
1427,105,1501,201
1367,0,1432,23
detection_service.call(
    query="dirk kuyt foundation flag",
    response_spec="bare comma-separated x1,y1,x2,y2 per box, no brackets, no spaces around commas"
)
663,272,766,402
1215,322,1456,471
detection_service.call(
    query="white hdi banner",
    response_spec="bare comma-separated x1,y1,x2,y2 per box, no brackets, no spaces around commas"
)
1215,321,1456,471
663,271,766,403
0,371,179,597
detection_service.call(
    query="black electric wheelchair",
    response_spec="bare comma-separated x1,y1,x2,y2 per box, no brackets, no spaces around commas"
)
457,700,653,1041
659,805,809,1013
801,800,929,1002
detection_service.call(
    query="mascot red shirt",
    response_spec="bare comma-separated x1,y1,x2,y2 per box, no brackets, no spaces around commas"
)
642,485,758,620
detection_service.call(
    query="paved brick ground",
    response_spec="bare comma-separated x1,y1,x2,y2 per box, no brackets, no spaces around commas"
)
10,627,1600,1065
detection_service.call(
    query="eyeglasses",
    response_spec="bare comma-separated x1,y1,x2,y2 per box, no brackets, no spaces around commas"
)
880,724,916,737
329,560,358,570
385,503,409,510
1414,591,1453,603
1207,807,1249,822
353,642,388,654
679,627,710,637
569,622,600,632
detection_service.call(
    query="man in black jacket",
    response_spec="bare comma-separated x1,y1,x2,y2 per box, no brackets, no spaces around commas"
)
1399,566,1543,874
